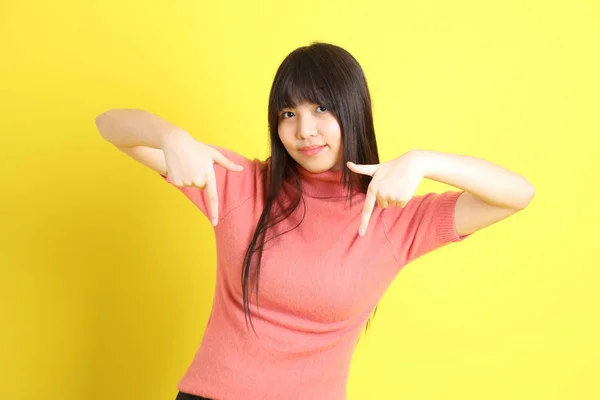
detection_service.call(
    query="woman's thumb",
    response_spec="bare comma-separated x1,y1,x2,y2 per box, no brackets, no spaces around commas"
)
213,152,244,171
347,161,378,176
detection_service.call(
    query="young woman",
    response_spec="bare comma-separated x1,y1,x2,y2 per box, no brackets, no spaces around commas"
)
96,42,535,400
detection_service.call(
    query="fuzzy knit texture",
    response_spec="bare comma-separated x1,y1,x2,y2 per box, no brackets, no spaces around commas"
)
161,145,472,400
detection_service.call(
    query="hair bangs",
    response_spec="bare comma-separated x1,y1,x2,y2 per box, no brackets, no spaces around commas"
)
272,52,334,112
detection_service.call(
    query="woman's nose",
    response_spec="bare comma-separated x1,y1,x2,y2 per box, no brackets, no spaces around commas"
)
296,115,318,139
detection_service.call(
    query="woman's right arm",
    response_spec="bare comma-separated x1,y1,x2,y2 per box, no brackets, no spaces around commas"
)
94,108,245,225
95,109,188,175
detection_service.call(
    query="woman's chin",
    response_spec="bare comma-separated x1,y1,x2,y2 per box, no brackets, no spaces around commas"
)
296,160,341,174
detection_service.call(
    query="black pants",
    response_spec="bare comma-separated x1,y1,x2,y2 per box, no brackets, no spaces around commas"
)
175,391,212,400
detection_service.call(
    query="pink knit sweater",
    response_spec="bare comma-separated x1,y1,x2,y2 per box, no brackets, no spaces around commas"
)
161,145,471,400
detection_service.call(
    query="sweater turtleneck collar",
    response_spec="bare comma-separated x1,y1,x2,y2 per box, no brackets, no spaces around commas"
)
295,164,362,199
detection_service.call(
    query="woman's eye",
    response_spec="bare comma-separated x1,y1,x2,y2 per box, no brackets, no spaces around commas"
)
281,111,294,119
317,106,328,112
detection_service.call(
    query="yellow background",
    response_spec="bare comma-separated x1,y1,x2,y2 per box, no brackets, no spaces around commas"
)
1,0,598,399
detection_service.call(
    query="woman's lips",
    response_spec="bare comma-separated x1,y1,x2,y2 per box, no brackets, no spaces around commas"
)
300,145,326,156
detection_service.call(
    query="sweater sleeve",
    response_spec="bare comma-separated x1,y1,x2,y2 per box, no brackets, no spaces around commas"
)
159,144,263,223
383,190,472,266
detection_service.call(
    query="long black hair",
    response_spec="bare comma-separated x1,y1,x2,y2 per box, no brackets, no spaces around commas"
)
242,42,381,335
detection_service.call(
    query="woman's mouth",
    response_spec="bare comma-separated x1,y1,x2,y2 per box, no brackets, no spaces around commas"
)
300,145,326,156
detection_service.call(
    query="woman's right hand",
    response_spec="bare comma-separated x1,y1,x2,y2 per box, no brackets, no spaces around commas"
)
160,130,244,226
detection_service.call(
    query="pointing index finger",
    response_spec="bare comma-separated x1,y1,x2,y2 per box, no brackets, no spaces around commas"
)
360,189,377,236
205,174,219,226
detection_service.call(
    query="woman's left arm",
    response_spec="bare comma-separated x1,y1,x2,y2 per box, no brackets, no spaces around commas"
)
413,149,536,237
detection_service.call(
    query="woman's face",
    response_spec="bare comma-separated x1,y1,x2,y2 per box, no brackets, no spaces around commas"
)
277,102,343,173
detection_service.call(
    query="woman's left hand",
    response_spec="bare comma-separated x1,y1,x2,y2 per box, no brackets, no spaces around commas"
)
347,151,425,236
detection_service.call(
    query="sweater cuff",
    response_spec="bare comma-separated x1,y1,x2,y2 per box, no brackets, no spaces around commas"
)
436,191,472,244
